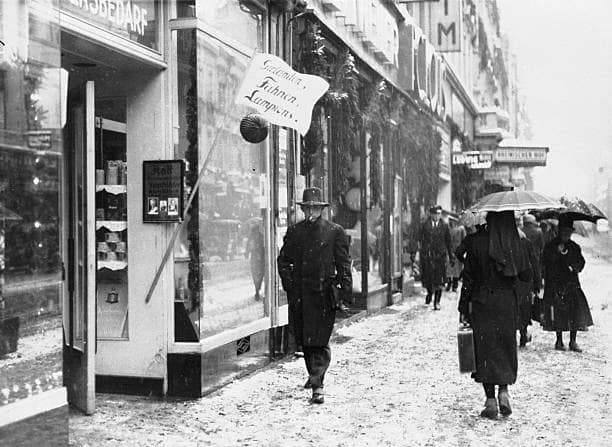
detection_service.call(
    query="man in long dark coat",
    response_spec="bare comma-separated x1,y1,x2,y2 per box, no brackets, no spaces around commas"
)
541,216,593,352
277,187,352,404
419,205,452,310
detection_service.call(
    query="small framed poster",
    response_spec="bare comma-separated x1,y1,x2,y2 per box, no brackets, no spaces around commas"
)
143,160,185,223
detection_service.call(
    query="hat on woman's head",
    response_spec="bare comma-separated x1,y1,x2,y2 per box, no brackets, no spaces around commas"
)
297,187,329,206
558,214,574,230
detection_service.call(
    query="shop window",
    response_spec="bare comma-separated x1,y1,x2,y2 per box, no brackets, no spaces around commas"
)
196,0,264,52
0,5,63,409
173,6,267,341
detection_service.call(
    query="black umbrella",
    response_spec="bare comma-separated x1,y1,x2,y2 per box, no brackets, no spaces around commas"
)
538,196,607,223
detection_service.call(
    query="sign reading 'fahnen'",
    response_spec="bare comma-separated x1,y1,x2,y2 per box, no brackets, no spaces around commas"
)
236,53,329,136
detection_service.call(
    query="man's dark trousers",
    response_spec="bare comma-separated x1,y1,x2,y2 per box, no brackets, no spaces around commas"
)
303,345,331,388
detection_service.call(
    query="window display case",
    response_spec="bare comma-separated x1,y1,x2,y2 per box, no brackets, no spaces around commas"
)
95,113,129,339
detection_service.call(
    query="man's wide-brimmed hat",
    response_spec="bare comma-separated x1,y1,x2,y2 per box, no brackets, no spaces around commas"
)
297,187,329,206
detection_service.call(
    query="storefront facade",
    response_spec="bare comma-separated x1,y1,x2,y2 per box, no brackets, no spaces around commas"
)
0,0,295,438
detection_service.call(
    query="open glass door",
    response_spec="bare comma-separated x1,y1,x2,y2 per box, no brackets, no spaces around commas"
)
63,81,96,414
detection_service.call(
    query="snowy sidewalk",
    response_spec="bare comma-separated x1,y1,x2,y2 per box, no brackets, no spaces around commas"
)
71,246,612,446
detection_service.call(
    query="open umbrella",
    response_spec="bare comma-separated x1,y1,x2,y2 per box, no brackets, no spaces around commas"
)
469,190,565,213
538,196,607,223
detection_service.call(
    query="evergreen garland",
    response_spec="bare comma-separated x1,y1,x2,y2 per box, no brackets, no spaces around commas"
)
295,18,443,223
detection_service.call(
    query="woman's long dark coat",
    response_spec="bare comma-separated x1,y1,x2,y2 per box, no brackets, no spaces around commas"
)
419,219,452,289
459,231,531,385
516,235,540,328
541,237,593,332
277,217,352,347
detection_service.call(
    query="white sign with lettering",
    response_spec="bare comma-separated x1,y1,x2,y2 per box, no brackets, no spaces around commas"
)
237,53,330,136
494,147,548,166
430,0,462,52
65,0,150,36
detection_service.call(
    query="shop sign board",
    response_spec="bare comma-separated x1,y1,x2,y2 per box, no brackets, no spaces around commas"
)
452,151,493,169
484,166,511,182
236,53,329,136
62,0,158,50
439,125,451,179
26,131,52,150
143,160,184,223
430,0,462,52
494,147,548,166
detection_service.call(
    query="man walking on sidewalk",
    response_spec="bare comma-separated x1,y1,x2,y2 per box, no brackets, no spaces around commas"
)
419,205,452,310
277,187,352,404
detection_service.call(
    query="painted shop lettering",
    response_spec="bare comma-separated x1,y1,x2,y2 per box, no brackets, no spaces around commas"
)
262,59,306,90
67,0,149,36
244,89,297,122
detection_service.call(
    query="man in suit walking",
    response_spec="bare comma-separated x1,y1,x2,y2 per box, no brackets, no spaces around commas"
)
419,205,453,310
277,187,352,404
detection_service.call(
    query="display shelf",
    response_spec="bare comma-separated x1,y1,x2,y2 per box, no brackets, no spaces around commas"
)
96,184,127,194
97,260,128,271
96,220,127,232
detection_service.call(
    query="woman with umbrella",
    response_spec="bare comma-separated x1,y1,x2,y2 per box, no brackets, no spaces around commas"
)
541,215,593,351
458,190,560,419
459,211,531,418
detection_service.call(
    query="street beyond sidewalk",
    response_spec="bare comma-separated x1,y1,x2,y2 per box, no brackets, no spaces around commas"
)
71,235,612,446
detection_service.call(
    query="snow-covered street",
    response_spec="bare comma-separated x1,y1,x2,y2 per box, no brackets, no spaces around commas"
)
70,235,612,446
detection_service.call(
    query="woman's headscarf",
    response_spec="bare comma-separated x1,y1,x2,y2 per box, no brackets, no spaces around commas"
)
486,210,530,277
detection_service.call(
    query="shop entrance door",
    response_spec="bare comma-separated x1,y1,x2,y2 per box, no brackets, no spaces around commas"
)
63,81,96,414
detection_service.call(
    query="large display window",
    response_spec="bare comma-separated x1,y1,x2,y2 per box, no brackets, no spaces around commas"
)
0,0,64,409
172,2,267,342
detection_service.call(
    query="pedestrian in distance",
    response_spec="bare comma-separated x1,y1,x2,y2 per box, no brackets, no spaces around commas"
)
458,210,532,419
277,187,352,404
523,213,545,291
419,205,453,310
446,215,466,293
515,214,539,347
540,215,593,352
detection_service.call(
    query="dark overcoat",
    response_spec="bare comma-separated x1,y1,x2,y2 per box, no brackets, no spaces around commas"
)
516,234,539,328
459,231,531,385
523,223,544,289
541,237,593,332
277,217,352,347
419,219,452,289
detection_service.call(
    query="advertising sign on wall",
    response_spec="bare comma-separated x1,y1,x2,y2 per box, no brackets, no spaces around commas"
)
430,0,462,52
494,146,548,166
143,160,184,223
452,151,493,169
62,0,159,50
236,53,329,136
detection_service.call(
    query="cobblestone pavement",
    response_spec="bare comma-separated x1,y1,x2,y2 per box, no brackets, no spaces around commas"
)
70,235,612,446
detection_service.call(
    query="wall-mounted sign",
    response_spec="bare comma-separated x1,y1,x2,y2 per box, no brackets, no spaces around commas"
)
439,125,451,180
62,0,159,50
494,146,548,166
484,166,511,183
26,131,52,150
452,151,493,169
430,0,462,52
143,160,184,223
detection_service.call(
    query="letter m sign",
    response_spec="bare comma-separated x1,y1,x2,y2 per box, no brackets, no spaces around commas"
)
438,23,456,46
433,0,462,52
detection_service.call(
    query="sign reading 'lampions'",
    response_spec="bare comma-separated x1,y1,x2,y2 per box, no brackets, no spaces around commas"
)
236,53,329,136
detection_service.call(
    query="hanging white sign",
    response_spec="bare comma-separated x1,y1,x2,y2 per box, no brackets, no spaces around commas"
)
236,53,329,136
